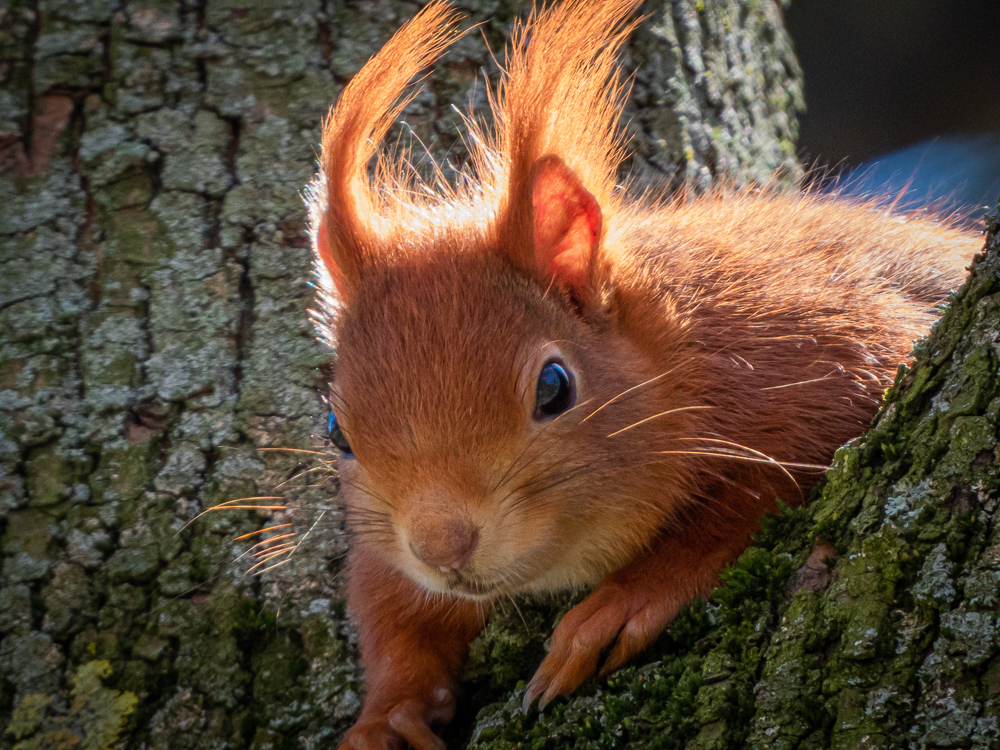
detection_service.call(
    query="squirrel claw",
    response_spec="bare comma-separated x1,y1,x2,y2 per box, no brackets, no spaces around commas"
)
525,583,657,712
388,700,448,750
521,677,544,714
339,688,454,750
522,670,573,713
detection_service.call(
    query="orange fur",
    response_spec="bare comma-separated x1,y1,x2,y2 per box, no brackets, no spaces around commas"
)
307,2,982,747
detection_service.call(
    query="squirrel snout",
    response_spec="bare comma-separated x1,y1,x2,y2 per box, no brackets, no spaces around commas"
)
408,517,479,572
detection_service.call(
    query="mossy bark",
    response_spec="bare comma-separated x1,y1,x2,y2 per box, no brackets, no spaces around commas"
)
15,1,988,749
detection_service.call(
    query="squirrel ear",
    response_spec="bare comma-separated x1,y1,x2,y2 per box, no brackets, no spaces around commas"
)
313,212,350,300
530,155,602,303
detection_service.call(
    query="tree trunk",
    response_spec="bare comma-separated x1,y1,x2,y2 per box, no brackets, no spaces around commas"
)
11,0,968,748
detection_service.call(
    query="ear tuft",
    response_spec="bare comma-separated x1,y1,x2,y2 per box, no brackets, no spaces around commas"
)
531,155,602,302
315,0,464,304
314,212,349,300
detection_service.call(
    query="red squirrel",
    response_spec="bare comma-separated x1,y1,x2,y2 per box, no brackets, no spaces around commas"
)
306,1,981,748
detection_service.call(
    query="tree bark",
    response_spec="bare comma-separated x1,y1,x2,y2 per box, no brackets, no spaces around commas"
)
8,0,956,748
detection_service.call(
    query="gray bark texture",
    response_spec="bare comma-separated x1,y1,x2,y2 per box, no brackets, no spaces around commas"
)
16,0,994,748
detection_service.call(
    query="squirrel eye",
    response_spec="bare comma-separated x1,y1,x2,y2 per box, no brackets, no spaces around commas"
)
535,360,574,419
327,412,354,457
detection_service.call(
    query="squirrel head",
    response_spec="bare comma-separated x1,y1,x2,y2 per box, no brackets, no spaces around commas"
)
309,0,700,599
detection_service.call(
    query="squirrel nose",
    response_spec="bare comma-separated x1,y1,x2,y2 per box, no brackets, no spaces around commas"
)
408,518,479,572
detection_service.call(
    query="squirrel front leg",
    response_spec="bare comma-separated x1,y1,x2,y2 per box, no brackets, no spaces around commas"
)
339,547,488,750
524,493,766,711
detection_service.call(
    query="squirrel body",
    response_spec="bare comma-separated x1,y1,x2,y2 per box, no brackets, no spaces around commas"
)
307,2,982,748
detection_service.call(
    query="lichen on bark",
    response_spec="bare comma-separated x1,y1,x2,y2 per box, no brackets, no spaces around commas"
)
6,660,137,750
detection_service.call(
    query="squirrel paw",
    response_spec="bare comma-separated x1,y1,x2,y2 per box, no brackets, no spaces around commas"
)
339,689,454,750
522,583,665,713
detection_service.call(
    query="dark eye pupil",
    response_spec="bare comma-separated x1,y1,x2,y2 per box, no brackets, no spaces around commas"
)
535,361,574,418
327,412,353,456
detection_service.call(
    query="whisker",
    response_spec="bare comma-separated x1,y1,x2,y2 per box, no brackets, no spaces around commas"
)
489,415,568,493
179,497,286,532
671,437,830,471
252,542,298,558
248,548,294,568
514,460,595,498
760,374,839,390
235,533,299,561
346,524,395,536
657,449,826,489
496,446,590,512
286,509,328,559
255,558,293,574
605,405,714,437
553,396,595,422
582,361,692,422
204,504,286,511
339,478,397,511
274,465,328,489
232,523,293,541
502,459,596,517
344,509,391,520
256,448,327,455
248,551,294,573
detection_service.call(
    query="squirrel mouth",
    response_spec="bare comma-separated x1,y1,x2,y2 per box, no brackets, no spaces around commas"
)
447,575,501,598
